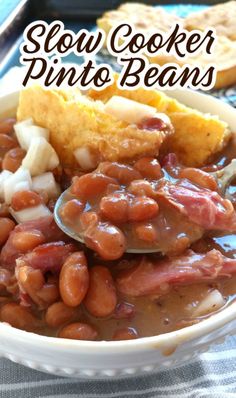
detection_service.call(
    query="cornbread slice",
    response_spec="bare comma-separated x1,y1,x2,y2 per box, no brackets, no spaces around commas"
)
97,2,183,42
89,77,231,167
97,2,236,89
17,86,172,167
185,1,236,41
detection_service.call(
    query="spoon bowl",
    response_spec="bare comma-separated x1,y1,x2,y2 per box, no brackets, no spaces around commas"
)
54,160,236,254
54,189,161,254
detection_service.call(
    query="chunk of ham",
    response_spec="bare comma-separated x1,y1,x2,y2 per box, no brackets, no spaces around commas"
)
19,241,76,273
0,215,69,269
157,180,236,231
116,249,236,297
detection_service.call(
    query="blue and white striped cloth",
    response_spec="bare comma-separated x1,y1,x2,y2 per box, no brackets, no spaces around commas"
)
0,335,236,398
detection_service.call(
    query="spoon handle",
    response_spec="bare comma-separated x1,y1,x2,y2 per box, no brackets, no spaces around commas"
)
210,159,236,195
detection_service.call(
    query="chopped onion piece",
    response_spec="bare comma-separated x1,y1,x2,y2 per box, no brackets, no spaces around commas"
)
104,96,157,125
32,172,61,198
14,118,34,138
4,167,32,204
47,151,60,171
192,290,226,317
0,170,13,200
74,147,98,170
22,137,59,176
14,180,31,192
15,124,49,150
9,204,51,223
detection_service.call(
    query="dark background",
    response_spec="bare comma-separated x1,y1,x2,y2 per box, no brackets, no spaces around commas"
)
31,0,228,19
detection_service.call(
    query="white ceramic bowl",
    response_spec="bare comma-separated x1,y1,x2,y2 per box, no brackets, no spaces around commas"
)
0,89,236,379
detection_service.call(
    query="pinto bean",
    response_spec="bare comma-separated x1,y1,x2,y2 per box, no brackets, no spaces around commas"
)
0,134,17,151
128,197,159,222
134,223,157,242
0,218,15,245
0,203,9,217
11,190,42,211
128,180,157,198
17,263,59,308
59,199,84,224
0,118,16,135
84,222,126,260
1,303,40,331
2,147,26,172
35,282,59,306
58,322,98,340
80,211,100,230
134,157,162,179
84,265,117,317
45,301,76,327
100,193,129,223
17,264,44,296
71,173,116,199
112,327,138,340
99,162,142,184
59,252,89,307
105,183,121,195
12,230,45,251
179,168,218,191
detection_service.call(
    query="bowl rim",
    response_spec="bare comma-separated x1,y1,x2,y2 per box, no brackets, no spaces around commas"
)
0,88,236,353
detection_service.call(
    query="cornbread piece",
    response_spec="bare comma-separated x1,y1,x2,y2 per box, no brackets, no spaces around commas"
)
147,36,236,89
97,2,183,42
97,2,236,89
17,86,172,168
185,1,236,41
89,78,231,167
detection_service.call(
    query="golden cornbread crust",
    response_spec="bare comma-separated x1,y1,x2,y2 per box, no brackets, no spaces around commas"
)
89,77,231,167
17,86,171,167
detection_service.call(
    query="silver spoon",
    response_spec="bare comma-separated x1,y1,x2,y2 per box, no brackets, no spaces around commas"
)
54,159,236,253
210,159,236,197
54,190,157,254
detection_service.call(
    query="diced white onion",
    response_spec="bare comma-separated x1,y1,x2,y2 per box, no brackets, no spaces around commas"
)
14,118,34,137
22,137,59,176
14,180,31,193
9,204,51,223
15,124,49,151
104,96,157,124
0,170,13,200
192,289,226,317
74,147,98,170
4,167,32,204
47,151,60,171
32,172,61,198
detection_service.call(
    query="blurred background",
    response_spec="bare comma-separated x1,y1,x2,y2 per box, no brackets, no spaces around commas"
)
0,0,229,78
